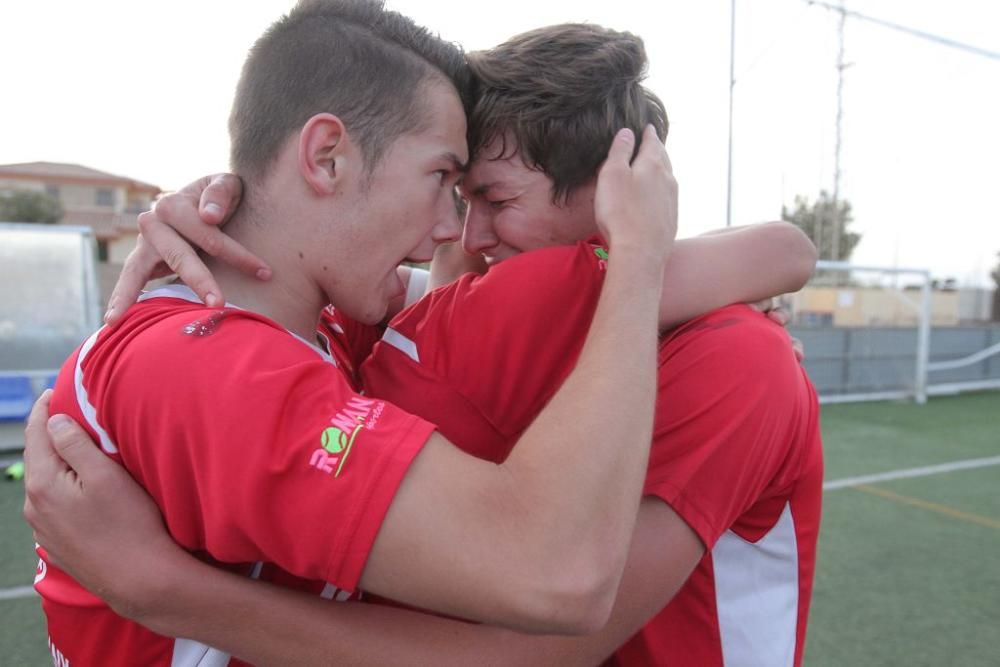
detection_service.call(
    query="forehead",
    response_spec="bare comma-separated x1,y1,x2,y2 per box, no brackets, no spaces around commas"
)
404,80,469,163
464,139,546,194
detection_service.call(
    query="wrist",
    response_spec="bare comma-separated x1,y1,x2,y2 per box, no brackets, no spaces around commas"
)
607,240,669,275
104,536,192,628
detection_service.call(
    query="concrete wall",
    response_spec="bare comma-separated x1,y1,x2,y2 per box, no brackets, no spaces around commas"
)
793,286,964,327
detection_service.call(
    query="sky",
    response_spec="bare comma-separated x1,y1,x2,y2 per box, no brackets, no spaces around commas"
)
2,0,998,286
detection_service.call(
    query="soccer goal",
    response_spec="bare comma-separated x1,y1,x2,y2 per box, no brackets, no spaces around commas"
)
787,261,933,404
787,260,1000,404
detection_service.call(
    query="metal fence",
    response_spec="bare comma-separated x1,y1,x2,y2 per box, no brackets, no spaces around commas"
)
790,261,1000,404
790,324,1000,404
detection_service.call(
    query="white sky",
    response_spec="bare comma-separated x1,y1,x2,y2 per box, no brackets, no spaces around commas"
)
2,0,998,285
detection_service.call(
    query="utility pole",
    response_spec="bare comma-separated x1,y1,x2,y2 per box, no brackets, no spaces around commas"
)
805,0,999,263
726,0,736,227
831,0,847,262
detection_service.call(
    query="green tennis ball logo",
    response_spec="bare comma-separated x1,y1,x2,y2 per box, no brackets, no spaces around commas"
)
321,427,348,454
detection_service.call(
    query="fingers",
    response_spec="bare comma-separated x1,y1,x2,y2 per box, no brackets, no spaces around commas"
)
175,222,271,282
767,307,791,327
158,176,270,283
631,125,672,172
198,174,244,225
748,297,775,314
791,337,805,363
23,391,68,492
601,128,636,174
46,411,111,481
105,237,165,325
139,212,223,307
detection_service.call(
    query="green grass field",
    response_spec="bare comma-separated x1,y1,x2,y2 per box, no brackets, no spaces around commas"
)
2,391,998,665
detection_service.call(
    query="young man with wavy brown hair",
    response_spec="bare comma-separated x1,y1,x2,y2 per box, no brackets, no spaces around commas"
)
25,15,820,667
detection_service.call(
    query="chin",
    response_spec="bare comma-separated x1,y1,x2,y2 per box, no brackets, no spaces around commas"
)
354,303,389,326
331,293,387,326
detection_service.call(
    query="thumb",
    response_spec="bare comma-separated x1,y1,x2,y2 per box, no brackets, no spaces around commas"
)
199,173,243,225
47,414,106,473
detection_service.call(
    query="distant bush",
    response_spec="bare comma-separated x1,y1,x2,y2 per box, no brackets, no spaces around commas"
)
0,190,63,224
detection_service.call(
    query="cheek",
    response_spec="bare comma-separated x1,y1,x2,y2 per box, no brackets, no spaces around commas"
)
493,211,535,248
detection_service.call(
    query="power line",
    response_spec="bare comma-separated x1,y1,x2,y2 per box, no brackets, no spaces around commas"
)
806,0,1000,62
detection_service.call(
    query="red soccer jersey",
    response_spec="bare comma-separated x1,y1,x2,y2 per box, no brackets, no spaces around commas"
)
318,304,383,391
361,241,823,666
39,284,435,667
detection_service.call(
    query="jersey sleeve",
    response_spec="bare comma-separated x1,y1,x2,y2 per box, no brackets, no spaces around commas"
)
361,242,609,461
98,311,435,591
645,304,816,548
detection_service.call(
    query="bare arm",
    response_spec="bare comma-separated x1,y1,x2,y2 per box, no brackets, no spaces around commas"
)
427,241,488,291
27,127,676,637
26,401,698,667
173,498,701,667
658,221,816,330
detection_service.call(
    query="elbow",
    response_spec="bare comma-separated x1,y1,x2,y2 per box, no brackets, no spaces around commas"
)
504,553,620,635
768,221,817,292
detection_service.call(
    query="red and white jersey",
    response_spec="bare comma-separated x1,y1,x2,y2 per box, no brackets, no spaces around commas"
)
318,304,382,391
39,284,435,667
613,307,823,667
317,267,431,391
361,241,823,666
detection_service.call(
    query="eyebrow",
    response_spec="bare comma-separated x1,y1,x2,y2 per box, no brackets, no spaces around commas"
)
470,182,495,197
441,152,468,173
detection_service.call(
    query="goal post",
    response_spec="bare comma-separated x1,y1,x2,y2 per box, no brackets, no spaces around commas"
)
787,260,932,404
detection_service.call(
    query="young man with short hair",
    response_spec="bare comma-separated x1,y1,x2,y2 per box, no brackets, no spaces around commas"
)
27,4,681,665
26,17,821,667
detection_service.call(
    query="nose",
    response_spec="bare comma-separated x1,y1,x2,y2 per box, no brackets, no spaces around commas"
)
462,202,499,255
431,198,462,245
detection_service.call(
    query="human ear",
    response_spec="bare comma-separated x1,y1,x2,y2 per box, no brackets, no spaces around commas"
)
298,113,354,195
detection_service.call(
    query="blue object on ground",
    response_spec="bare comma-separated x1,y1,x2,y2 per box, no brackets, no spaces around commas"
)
0,377,34,421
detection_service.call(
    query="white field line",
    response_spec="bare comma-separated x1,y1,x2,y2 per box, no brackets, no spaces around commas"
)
824,455,1000,491
0,585,36,600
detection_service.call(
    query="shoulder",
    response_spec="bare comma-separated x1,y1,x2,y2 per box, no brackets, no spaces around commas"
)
393,241,606,335
89,298,339,399
665,305,793,367
659,304,807,407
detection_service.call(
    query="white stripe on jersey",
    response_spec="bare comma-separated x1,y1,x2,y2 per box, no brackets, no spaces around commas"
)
139,284,336,364
170,640,231,667
74,327,118,454
382,327,420,363
714,501,799,667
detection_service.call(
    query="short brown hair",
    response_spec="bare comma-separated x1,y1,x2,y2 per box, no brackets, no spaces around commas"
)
229,0,471,183
467,24,668,201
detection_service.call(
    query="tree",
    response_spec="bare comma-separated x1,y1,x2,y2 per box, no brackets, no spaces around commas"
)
781,190,860,262
0,190,63,224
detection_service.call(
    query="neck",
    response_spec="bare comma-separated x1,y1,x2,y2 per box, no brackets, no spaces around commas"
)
202,201,327,346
